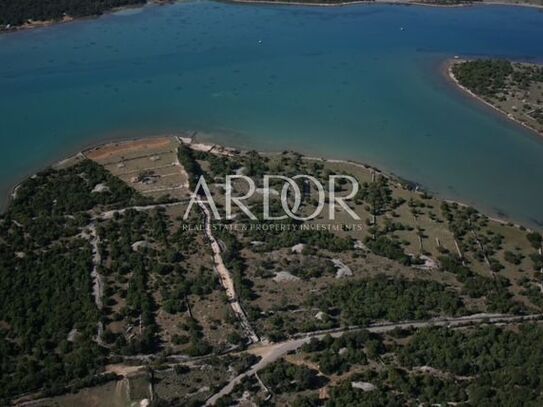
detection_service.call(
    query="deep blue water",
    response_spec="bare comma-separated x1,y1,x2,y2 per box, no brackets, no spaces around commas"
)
1,2,543,226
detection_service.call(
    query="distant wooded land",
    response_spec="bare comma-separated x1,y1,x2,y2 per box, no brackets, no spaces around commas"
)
0,0,146,26
2,0,543,29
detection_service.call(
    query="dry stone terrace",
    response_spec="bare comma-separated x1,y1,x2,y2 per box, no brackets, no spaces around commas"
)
84,137,190,202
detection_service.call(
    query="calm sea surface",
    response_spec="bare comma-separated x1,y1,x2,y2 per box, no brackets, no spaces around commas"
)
1,2,543,226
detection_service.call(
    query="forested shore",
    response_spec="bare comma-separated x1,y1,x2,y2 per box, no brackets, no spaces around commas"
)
0,0,147,28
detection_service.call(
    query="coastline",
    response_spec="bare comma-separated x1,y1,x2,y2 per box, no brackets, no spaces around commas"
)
9,132,532,231
181,137,527,229
0,0,172,36
3,129,539,232
223,0,543,9
224,0,471,8
0,132,175,213
2,0,543,36
445,59,543,140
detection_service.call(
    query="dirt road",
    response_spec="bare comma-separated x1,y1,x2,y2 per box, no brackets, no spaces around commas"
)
205,313,542,405
197,198,259,344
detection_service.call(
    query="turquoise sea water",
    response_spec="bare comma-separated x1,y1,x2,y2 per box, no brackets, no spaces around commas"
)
1,2,543,226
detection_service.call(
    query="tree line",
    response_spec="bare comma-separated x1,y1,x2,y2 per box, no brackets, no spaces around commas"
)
1,0,146,26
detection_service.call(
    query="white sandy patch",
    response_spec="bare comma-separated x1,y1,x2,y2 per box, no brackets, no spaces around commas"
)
273,271,300,282
354,240,367,250
351,382,376,392
92,183,110,193
315,311,326,321
414,254,438,270
332,258,353,278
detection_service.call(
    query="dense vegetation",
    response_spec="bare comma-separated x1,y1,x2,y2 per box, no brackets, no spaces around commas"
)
453,59,543,130
355,176,400,217
0,161,141,401
0,160,179,402
177,144,205,191
301,331,383,375
300,324,543,406
439,254,525,313
10,159,147,221
260,360,324,394
398,324,543,405
365,235,412,265
192,149,241,179
0,0,146,26
452,59,514,97
315,275,466,325
0,236,104,401
97,207,219,356
326,369,466,406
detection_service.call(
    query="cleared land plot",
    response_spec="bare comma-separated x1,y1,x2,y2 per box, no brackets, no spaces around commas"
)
85,136,190,201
